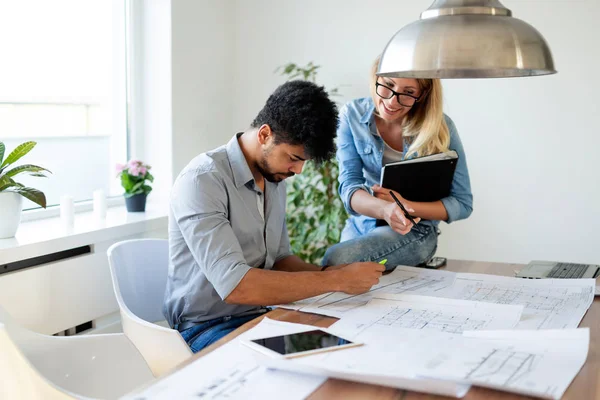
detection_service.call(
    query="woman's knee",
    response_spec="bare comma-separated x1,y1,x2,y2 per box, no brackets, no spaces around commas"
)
385,233,437,266
322,244,347,266
322,241,366,266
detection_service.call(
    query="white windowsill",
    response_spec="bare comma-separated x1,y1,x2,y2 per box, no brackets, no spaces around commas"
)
20,196,126,223
0,202,169,265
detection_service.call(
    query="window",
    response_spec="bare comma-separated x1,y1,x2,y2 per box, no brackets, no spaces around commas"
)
0,0,129,210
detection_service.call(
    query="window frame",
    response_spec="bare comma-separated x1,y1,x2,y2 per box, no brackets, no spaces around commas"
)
14,0,134,221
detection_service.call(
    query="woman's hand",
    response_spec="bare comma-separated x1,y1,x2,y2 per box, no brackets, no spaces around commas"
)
382,202,420,235
372,184,399,203
374,185,420,235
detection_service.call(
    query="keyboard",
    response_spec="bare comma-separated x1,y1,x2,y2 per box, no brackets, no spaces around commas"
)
547,263,593,279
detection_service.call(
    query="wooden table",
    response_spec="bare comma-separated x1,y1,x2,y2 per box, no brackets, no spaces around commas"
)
189,260,600,399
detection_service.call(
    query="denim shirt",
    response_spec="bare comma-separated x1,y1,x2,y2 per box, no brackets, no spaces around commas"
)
337,97,473,238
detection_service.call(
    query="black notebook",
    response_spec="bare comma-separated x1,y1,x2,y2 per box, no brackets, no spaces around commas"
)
380,150,458,202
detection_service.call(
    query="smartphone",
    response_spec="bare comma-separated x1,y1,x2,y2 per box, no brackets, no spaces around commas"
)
420,256,447,269
241,329,362,359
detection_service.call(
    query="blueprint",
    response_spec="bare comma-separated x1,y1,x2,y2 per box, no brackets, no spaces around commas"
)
295,266,457,318
433,273,595,329
330,293,523,336
121,318,326,400
424,328,590,399
275,292,330,311
279,268,594,329
269,324,589,400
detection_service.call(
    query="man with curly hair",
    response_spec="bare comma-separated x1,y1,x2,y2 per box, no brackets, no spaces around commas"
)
164,81,385,352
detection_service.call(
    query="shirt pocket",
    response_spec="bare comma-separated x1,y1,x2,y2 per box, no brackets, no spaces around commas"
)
355,140,379,175
356,140,373,156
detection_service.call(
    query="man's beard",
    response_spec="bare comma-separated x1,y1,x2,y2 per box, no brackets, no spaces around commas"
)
256,151,294,183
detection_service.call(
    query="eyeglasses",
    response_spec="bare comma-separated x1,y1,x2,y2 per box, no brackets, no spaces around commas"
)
375,82,421,107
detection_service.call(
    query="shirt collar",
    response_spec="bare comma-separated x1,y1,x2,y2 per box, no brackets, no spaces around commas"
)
226,133,255,189
360,99,376,124
362,99,381,139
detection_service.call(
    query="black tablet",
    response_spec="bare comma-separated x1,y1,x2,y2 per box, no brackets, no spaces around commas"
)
242,329,361,358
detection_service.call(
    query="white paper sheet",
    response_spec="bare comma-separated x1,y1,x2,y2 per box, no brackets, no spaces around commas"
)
259,321,471,398
276,292,331,311
267,323,588,400
329,293,523,336
433,273,594,329
121,318,327,400
296,266,457,318
421,328,590,400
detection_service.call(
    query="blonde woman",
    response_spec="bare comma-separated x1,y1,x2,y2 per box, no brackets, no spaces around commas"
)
321,57,473,269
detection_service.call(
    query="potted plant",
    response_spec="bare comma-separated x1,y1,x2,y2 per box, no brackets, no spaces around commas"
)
116,159,153,212
0,141,50,238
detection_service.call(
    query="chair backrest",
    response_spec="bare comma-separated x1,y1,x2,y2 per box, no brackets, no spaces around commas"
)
0,304,38,345
0,323,76,400
107,239,170,323
0,311,153,400
107,239,192,376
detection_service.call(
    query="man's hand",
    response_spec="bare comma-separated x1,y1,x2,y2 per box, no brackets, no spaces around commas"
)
335,262,385,294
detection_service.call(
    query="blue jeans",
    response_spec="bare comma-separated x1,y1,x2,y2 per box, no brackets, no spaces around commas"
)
322,223,438,270
177,311,267,353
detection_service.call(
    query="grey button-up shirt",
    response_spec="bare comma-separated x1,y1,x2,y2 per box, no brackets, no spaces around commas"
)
163,134,292,328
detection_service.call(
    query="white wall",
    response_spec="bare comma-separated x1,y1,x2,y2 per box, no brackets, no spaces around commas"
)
136,0,234,184
171,0,235,178
227,0,600,265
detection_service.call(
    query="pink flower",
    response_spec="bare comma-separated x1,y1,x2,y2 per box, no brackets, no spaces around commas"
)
139,166,147,176
129,166,141,176
128,159,141,168
115,163,127,174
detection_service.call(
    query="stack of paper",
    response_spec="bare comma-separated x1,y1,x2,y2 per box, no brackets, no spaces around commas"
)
266,315,588,399
271,266,594,398
281,266,595,329
129,267,593,399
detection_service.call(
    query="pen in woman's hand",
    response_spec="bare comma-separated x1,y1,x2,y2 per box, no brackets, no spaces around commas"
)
389,191,418,226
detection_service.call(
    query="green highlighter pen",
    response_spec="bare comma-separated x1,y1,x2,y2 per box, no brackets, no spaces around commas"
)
379,259,387,265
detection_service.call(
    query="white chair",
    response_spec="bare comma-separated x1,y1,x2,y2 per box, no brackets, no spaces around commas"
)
0,307,153,400
107,239,192,377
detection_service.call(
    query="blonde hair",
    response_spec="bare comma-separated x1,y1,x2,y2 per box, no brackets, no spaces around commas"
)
370,56,450,158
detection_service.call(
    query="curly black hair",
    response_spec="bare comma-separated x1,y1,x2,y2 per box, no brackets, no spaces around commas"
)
251,80,338,164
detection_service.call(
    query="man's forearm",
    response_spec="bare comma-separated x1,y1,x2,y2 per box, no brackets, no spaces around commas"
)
272,255,321,272
224,268,341,305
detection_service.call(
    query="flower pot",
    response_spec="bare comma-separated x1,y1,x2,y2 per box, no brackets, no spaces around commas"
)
125,193,147,212
0,192,24,238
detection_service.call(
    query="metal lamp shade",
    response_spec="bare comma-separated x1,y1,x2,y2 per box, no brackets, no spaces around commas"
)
377,1,556,79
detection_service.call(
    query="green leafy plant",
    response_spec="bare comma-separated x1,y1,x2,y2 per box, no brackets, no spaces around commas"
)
116,160,154,197
0,141,51,208
276,62,348,264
